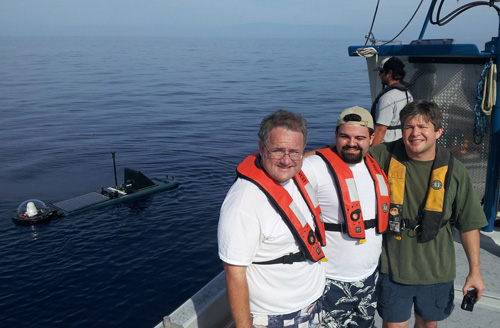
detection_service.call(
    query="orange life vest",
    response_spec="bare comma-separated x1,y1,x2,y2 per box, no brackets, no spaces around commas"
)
316,147,390,240
236,153,326,262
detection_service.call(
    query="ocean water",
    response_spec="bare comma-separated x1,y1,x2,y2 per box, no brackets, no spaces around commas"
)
0,36,370,327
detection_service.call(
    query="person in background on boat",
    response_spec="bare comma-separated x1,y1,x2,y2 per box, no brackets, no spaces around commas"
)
218,110,326,328
369,100,487,328
302,106,390,328
371,56,413,146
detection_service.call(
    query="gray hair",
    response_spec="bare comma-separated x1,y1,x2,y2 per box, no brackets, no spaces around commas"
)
400,100,443,131
258,109,308,146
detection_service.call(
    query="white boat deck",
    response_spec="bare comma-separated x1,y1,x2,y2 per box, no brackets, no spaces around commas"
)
157,225,500,328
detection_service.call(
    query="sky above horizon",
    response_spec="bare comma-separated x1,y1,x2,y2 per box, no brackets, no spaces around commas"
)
1,0,499,45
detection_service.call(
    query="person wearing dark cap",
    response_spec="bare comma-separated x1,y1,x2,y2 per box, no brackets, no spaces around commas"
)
371,56,413,146
302,106,390,328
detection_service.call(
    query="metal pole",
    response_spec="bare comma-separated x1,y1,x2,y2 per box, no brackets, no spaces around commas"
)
482,34,500,232
418,0,437,40
112,152,118,188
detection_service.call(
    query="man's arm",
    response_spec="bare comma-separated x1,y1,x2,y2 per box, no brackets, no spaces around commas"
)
459,229,486,300
371,124,388,146
223,262,252,328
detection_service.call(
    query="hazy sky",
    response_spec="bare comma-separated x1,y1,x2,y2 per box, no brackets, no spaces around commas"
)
1,1,498,44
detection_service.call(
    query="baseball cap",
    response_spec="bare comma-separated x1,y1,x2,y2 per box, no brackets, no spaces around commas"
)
373,56,405,71
337,106,374,130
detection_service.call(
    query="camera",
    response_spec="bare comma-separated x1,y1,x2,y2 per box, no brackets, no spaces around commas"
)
461,290,477,312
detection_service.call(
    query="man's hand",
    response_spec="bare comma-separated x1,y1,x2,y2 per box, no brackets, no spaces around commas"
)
460,229,486,300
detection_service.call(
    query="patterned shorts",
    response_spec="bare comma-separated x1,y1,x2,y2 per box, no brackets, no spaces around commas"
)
322,270,379,328
251,298,322,328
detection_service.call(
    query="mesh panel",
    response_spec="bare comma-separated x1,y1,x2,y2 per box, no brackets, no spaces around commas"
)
404,61,491,199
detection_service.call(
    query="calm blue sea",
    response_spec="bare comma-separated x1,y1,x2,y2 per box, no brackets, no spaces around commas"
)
0,36,370,327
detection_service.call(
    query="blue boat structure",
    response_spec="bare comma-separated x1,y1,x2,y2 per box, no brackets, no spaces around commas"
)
11,153,179,225
155,1,500,327
349,1,500,233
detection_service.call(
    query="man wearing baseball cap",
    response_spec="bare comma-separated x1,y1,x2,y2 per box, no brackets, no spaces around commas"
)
371,56,413,146
302,106,390,328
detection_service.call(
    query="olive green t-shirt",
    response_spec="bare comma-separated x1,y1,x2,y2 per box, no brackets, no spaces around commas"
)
369,142,487,285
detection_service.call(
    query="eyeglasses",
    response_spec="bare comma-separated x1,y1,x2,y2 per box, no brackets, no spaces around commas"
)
264,144,303,161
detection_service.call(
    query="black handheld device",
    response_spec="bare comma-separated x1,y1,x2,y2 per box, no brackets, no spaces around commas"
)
461,290,478,312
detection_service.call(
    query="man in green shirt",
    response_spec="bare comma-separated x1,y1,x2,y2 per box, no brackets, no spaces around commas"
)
369,100,487,328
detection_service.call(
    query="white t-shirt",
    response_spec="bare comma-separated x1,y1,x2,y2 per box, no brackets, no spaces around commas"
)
302,155,382,282
376,88,413,142
218,177,325,314
217,178,325,315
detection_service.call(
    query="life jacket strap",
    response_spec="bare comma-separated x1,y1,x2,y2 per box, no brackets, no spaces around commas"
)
370,81,411,119
253,251,306,265
401,219,449,230
324,219,377,233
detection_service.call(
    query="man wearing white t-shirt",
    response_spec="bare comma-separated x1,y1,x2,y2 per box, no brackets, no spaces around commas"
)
218,110,326,328
303,106,390,328
371,57,413,146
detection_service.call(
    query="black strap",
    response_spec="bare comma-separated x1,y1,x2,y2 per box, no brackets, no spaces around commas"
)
370,81,411,119
387,125,402,130
401,219,449,230
324,219,377,233
252,251,306,265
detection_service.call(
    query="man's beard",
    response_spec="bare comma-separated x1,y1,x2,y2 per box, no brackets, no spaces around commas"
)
340,146,363,164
